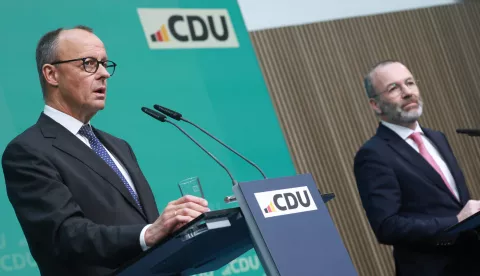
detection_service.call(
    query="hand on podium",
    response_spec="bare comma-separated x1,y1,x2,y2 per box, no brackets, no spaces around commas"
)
145,195,210,247
457,200,480,222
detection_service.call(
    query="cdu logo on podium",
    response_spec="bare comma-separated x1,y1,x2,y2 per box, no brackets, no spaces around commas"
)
254,186,317,218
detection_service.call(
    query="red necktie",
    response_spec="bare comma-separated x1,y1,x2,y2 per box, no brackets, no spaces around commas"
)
409,132,458,200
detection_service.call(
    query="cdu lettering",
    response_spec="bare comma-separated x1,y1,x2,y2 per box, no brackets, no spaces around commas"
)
273,191,311,211
168,15,229,42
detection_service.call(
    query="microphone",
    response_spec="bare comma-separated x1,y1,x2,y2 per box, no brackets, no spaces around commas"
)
141,107,166,122
141,107,238,186
456,129,480,137
153,104,267,179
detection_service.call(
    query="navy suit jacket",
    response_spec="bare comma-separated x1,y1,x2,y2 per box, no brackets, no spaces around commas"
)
2,113,160,276
354,123,479,276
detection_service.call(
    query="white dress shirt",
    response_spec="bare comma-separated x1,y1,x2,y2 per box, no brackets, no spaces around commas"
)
381,121,459,199
43,105,151,251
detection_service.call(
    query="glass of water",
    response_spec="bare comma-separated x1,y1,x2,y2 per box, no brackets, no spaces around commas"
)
178,176,204,199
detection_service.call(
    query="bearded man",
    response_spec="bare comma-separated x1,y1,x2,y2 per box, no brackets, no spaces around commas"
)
353,60,480,276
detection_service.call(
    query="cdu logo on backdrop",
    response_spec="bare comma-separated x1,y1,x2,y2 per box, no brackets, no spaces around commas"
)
254,187,317,218
137,8,239,49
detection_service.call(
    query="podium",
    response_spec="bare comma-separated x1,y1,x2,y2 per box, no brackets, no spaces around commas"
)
113,174,357,276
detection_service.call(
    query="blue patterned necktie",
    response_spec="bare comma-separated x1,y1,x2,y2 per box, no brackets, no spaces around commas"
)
78,125,143,210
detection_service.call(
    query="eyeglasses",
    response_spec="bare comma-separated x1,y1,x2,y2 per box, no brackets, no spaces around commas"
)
50,57,117,76
376,79,419,98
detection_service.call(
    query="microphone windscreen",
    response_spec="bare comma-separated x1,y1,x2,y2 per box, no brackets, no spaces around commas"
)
154,104,182,120
142,107,166,122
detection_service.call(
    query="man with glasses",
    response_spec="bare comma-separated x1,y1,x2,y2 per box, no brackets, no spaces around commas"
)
1,26,209,276
354,60,480,275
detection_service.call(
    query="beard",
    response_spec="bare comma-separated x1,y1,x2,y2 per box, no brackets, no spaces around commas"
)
376,96,423,125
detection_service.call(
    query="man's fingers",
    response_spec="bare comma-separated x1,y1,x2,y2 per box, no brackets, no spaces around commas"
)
174,208,203,219
169,195,208,207
174,202,210,214
148,196,211,246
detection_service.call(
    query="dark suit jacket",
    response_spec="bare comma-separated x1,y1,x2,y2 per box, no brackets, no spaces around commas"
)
354,123,480,276
1,113,160,276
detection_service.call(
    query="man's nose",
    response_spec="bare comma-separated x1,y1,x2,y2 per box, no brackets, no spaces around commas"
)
96,64,111,79
401,84,413,98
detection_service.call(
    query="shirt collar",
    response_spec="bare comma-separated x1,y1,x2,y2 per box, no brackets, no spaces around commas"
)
43,105,90,135
381,120,423,141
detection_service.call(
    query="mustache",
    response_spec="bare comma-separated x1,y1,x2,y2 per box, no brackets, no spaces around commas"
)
401,96,422,108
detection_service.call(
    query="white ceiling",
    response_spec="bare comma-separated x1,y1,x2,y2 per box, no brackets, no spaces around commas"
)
237,0,459,31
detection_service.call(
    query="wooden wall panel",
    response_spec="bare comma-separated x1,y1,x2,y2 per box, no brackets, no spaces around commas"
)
249,2,480,275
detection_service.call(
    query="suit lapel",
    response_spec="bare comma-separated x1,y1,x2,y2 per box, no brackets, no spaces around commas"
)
93,129,156,221
39,114,147,220
422,128,468,204
376,124,461,205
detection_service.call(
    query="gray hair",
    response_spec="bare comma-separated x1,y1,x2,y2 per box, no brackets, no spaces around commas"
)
363,60,400,99
35,25,93,98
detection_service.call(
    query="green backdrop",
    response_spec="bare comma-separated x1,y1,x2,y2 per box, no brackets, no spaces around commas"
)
0,0,296,275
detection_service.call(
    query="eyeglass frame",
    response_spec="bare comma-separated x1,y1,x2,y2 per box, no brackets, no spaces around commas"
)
49,57,117,76
374,78,420,98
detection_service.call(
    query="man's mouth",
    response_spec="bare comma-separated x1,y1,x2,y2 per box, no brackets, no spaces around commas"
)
403,101,418,109
94,87,106,94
